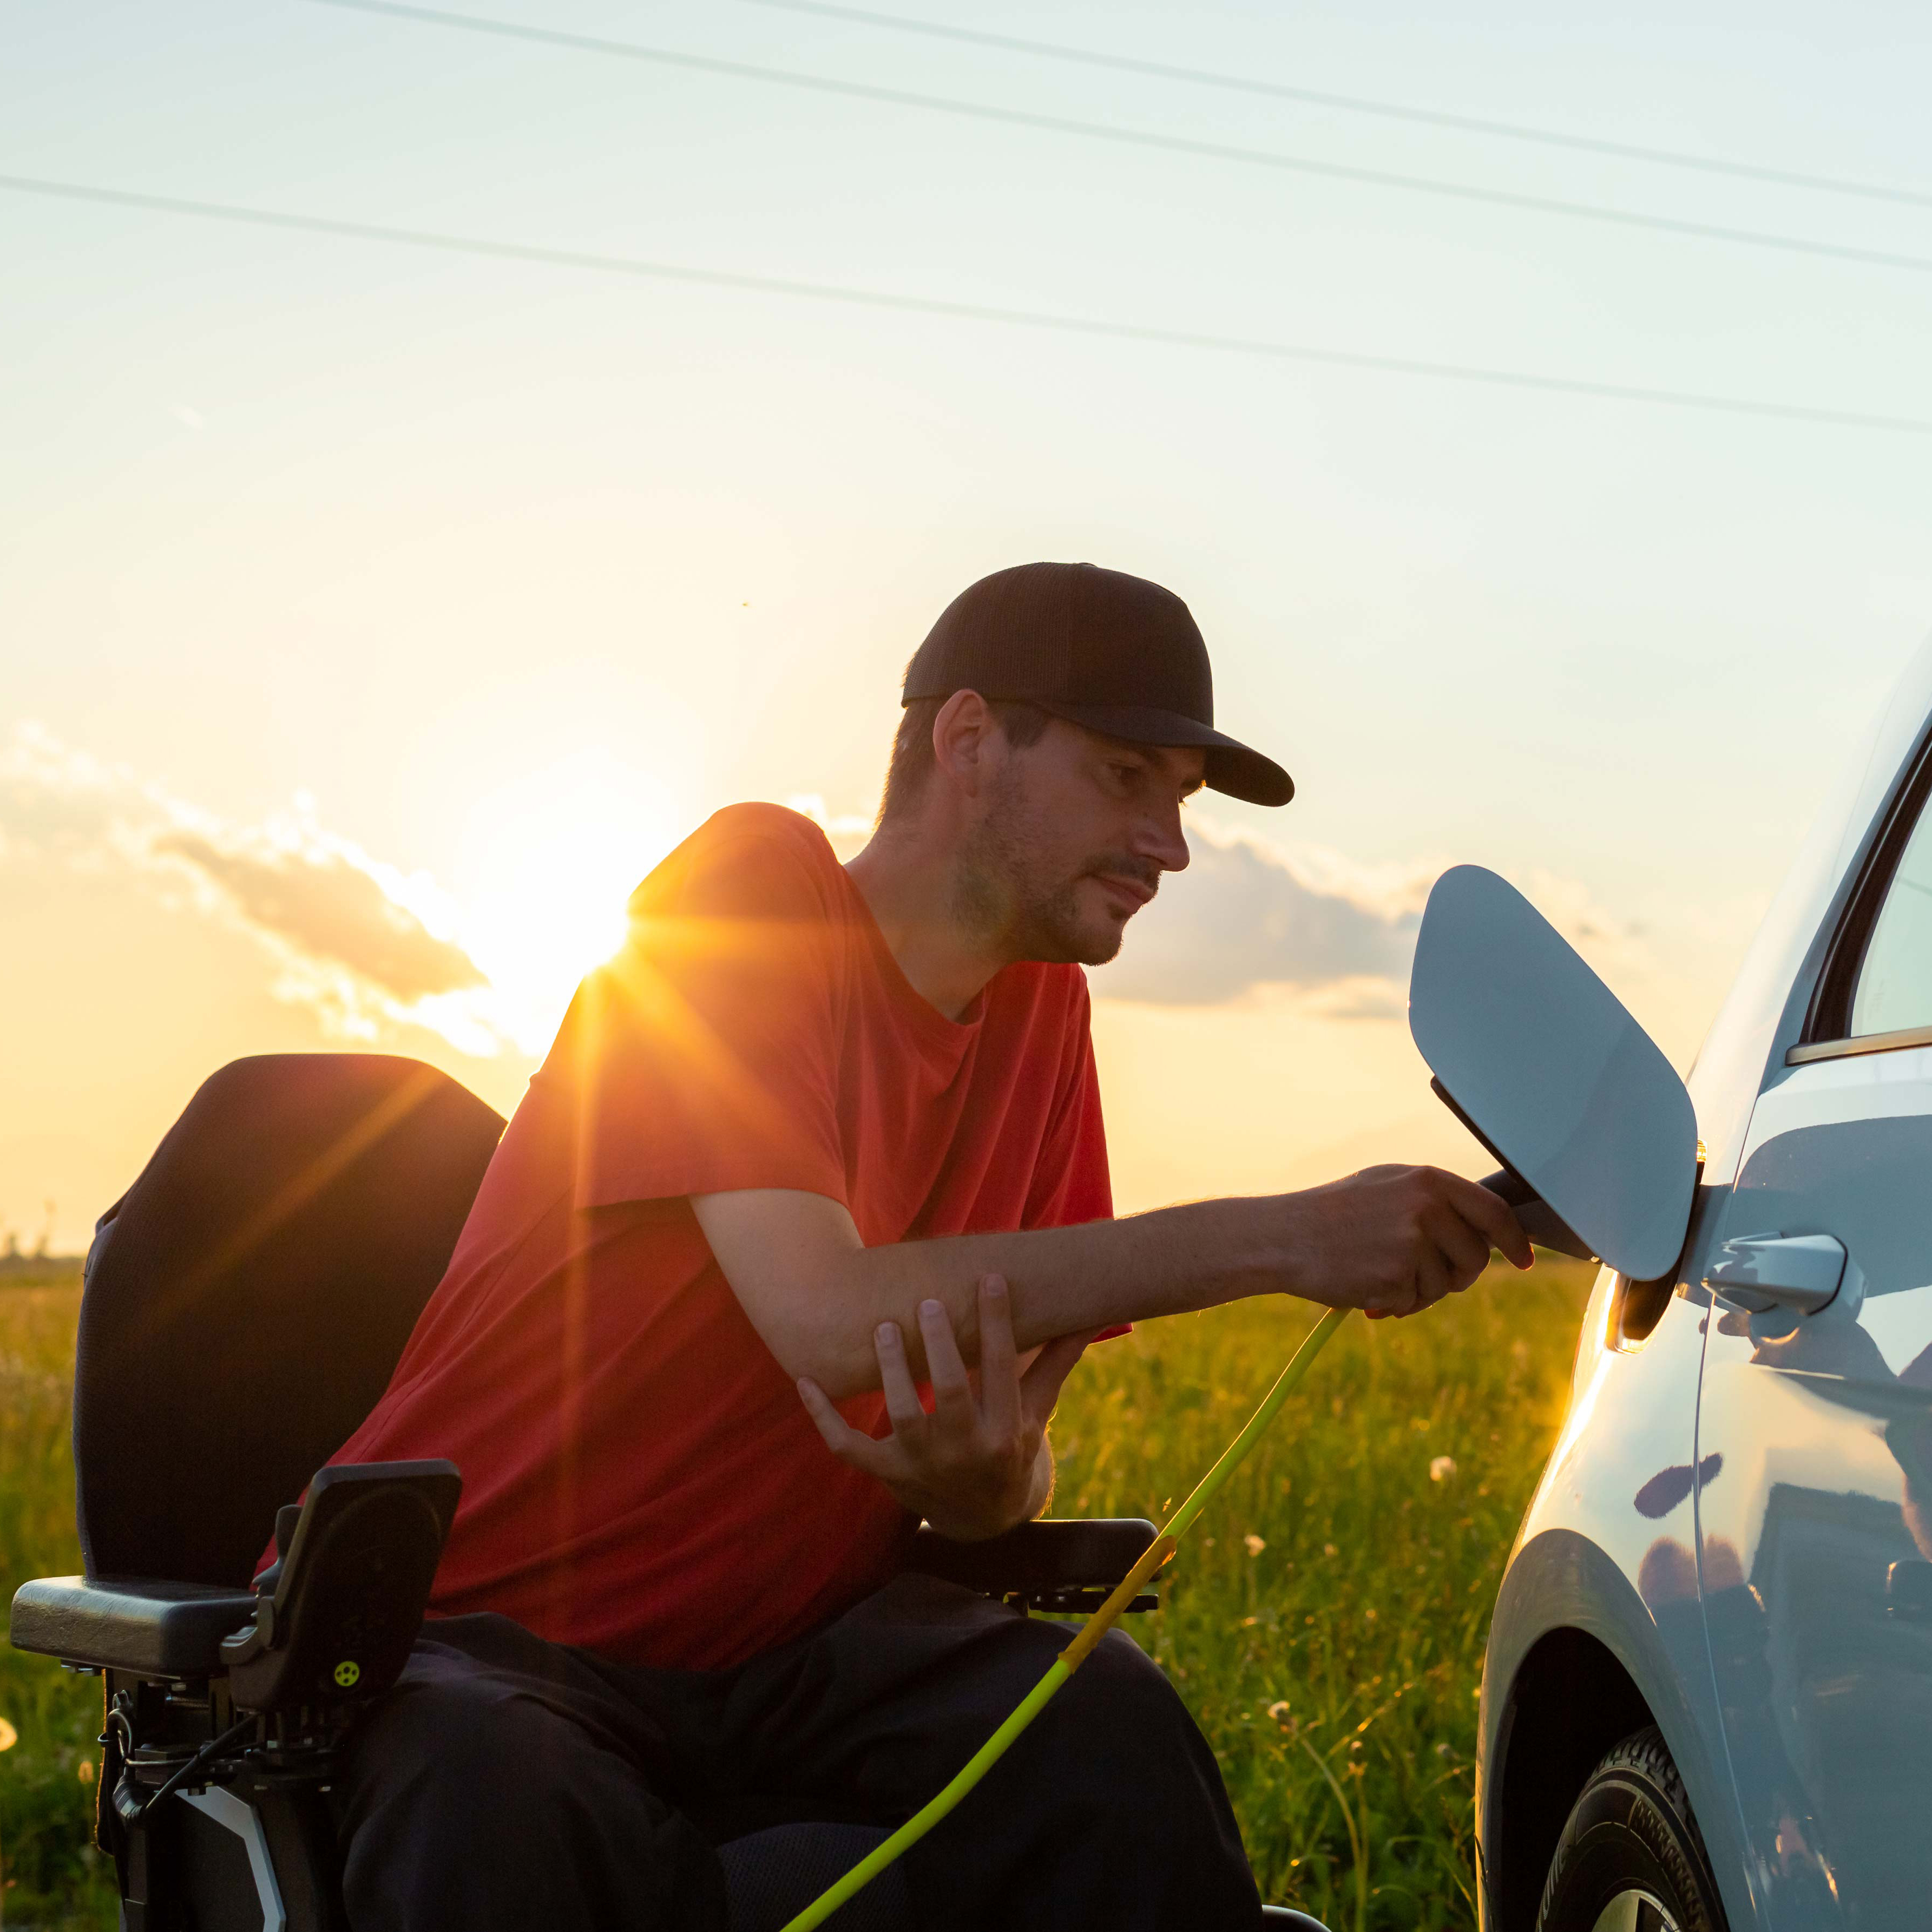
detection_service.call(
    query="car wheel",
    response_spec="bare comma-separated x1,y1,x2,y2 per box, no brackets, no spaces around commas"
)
1535,1726,1728,1932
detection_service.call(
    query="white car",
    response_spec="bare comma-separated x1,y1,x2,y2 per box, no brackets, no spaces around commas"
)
1464,635,1932,1931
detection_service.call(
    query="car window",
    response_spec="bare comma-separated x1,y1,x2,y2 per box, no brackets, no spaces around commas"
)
1851,786,1932,1036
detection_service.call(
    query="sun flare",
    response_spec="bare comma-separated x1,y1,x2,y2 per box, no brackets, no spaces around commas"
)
455,748,687,1053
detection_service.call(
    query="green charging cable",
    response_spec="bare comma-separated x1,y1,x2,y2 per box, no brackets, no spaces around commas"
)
780,1303,1352,1932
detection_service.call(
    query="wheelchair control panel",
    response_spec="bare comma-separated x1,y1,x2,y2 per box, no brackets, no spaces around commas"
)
221,1460,461,1713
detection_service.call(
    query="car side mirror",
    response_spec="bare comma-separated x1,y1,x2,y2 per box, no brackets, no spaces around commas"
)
1408,865,1698,1282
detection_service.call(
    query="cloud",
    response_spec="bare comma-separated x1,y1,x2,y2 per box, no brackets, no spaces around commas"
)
1,723,496,1049
0,725,136,860
8,728,1683,1056
1090,820,1428,1009
1085,820,1677,1029
151,830,484,1003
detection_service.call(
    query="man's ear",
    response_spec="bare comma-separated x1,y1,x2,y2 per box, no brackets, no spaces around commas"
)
931,689,999,800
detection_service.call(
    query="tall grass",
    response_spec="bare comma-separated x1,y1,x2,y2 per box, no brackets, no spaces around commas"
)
1047,1258,1593,1930
0,1259,1589,1928
0,1283,115,1929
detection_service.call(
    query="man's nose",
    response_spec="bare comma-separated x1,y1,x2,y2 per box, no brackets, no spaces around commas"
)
1136,803,1191,876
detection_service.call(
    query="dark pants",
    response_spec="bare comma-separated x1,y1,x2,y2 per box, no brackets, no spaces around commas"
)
337,1574,1260,1931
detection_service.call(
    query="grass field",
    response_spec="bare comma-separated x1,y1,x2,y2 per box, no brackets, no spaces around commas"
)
0,1257,1592,1929
1048,1261,1593,1929
1,1272,115,1931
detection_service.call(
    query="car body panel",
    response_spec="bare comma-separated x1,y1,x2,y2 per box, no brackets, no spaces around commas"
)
1477,1205,1739,1930
1696,998,1932,1928
1479,634,1932,1931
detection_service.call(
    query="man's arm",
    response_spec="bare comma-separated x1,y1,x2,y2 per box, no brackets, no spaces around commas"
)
694,1165,1529,1399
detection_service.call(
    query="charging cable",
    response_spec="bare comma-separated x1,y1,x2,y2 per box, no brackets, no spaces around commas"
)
781,1304,1351,1932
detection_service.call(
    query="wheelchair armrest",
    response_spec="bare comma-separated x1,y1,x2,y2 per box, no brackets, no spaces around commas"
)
10,1575,259,1677
905,1517,1162,1613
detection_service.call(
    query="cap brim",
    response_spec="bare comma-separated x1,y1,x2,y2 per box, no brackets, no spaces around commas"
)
1034,702,1294,807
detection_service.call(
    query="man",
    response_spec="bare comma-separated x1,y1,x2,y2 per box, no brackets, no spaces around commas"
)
326,561,1529,1930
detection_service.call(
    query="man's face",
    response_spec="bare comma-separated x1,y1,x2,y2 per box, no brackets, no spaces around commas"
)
957,717,1202,966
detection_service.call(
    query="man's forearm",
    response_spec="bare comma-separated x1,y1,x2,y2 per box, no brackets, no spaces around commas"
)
695,1166,1528,1398
843,1198,1279,1386
698,1188,1290,1398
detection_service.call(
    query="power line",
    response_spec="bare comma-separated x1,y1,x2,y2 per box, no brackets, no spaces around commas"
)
310,0,1932,284
740,0,1932,216
4,171,1928,436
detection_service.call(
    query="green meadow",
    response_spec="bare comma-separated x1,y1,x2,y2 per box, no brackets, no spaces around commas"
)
2,1272,116,1931
1049,1259,1593,1930
0,1257,1592,1930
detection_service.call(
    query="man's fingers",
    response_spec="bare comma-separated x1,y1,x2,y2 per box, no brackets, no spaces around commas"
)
1018,1330,1091,1432
1423,1202,1491,1292
796,1375,850,1449
917,1299,975,1430
1406,1248,1450,1318
977,1276,1021,1436
797,1376,895,1476
1441,1171,1534,1270
875,1323,929,1435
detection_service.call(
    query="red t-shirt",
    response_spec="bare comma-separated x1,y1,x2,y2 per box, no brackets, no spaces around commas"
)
324,804,1113,1670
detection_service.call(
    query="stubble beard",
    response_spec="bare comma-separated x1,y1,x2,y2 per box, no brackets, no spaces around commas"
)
952,772,1160,967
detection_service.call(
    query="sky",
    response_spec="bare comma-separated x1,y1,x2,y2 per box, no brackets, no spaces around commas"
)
5,0,1932,1251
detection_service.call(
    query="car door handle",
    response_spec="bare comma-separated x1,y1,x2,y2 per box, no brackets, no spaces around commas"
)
1703,1232,1846,1315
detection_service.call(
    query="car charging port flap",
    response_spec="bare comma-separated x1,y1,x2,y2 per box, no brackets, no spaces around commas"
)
1428,1079,1597,1263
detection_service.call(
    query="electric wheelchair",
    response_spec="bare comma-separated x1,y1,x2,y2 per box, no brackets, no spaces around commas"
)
9,1053,1327,1930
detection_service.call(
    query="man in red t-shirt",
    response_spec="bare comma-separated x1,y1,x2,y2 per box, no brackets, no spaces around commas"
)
332,563,1528,1932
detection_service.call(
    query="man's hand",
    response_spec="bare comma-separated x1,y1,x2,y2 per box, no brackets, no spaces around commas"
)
796,1273,1092,1541
1284,1165,1534,1320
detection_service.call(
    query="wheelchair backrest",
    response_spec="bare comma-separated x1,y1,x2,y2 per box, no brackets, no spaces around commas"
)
76,1054,504,1587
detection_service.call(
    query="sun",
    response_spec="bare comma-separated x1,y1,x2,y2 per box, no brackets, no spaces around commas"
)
455,748,686,1054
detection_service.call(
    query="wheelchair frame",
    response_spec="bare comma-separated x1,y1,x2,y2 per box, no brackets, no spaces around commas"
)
15,1484,1168,1930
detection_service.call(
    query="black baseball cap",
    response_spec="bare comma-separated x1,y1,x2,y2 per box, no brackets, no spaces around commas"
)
903,561,1294,807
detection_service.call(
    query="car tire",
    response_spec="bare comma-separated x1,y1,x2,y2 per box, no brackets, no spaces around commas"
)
1535,1726,1729,1932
